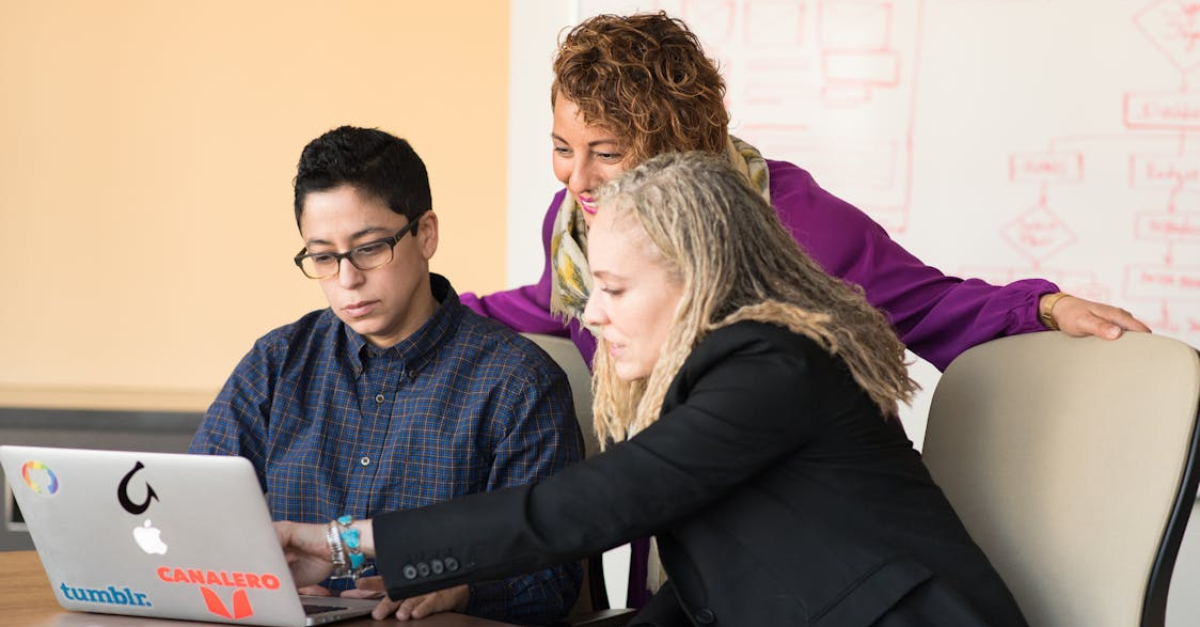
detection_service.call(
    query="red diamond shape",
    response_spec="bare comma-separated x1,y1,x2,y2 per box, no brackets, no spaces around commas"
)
1002,205,1077,263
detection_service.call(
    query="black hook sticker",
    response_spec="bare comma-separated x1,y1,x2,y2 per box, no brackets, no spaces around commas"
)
117,461,159,515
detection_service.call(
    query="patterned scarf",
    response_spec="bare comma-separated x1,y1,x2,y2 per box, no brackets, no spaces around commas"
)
548,135,772,324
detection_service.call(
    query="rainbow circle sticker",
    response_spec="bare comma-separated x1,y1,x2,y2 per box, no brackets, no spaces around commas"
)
21,461,59,495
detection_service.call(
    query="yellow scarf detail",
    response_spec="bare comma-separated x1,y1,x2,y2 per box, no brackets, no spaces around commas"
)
548,136,771,323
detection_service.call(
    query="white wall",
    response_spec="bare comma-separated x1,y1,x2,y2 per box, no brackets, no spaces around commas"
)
507,0,580,287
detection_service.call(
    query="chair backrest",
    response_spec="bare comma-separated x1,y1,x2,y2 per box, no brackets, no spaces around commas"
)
521,333,626,624
922,332,1200,627
522,333,600,458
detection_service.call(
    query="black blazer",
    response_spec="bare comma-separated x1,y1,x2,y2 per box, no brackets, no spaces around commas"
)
374,322,1027,626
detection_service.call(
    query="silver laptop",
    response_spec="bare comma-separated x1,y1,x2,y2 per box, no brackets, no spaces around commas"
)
0,445,379,626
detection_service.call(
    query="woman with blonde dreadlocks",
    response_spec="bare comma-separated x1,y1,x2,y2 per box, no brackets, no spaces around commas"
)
275,153,1029,627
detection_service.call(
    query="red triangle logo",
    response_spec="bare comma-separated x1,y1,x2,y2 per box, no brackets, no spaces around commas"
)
200,586,254,620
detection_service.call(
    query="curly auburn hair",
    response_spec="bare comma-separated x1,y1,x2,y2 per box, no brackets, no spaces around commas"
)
552,12,730,165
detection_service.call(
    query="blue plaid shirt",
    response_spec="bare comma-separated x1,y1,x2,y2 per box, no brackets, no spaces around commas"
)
190,274,584,624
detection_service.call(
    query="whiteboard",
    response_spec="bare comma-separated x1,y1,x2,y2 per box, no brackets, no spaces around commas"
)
508,0,1200,449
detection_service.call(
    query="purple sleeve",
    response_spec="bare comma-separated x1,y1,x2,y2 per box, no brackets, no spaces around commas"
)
461,190,600,369
767,160,1057,371
460,191,571,337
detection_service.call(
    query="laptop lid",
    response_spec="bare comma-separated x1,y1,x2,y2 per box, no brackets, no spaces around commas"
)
0,445,377,627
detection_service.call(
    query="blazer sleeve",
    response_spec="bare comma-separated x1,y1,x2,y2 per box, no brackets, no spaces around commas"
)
372,325,826,599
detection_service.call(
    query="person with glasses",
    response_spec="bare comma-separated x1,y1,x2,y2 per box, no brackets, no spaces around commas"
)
189,126,584,625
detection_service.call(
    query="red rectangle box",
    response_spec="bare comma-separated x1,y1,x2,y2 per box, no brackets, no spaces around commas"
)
1009,153,1083,183
1124,265,1200,302
1130,154,1200,188
1124,92,1200,130
1135,211,1200,244
822,51,898,86
819,1,892,50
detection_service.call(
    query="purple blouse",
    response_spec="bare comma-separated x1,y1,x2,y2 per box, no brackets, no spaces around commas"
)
463,159,1056,372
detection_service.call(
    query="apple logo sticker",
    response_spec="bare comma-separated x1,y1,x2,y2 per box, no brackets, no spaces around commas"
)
133,519,168,555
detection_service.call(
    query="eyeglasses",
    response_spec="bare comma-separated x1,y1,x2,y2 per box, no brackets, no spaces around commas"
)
293,212,426,280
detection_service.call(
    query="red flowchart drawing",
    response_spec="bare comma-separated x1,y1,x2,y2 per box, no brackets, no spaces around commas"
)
683,0,737,45
816,1,900,92
1064,281,1113,304
730,0,918,232
1009,153,1084,184
1001,204,1078,264
1124,92,1200,130
819,84,873,106
742,58,812,107
739,122,910,231
1125,264,1200,302
1130,153,1200,188
1135,210,1200,244
960,266,1108,301
818,0,892,50
744,0,806,46
822,50,899,86
1134,0,1200,73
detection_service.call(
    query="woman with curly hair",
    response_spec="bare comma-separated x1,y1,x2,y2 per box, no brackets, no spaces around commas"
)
277,153,1029,627
462,11,1146,372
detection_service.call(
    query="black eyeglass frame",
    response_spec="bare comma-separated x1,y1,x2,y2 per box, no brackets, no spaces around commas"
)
292,209,429,280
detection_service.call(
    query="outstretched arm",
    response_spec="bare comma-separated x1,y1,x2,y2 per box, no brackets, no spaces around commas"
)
769,161,1150,369
359,327,827,601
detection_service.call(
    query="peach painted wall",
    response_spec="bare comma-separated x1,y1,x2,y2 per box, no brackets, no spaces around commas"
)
0,1,509,410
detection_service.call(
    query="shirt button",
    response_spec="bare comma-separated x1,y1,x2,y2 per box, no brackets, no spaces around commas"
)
407,369,417,379
360,456,371,467
375,393,386,404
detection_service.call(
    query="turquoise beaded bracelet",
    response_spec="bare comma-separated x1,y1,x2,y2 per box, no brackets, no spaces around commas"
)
327,515,367,580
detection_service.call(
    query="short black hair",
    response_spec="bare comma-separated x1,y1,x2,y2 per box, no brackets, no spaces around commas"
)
293,126,431,229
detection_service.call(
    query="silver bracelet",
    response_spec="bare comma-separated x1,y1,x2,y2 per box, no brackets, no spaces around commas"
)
326,515,367,580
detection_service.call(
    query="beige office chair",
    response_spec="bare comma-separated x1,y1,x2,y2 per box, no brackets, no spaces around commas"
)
922,332,1200,627
524,333,601,458
522,333,634,627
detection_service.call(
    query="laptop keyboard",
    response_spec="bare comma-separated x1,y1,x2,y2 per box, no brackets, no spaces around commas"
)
303,603,350,616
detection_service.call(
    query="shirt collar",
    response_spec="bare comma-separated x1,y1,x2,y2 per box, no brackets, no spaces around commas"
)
341,273,462,375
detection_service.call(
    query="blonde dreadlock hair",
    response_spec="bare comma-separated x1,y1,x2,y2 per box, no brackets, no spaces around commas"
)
591,152,918,447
